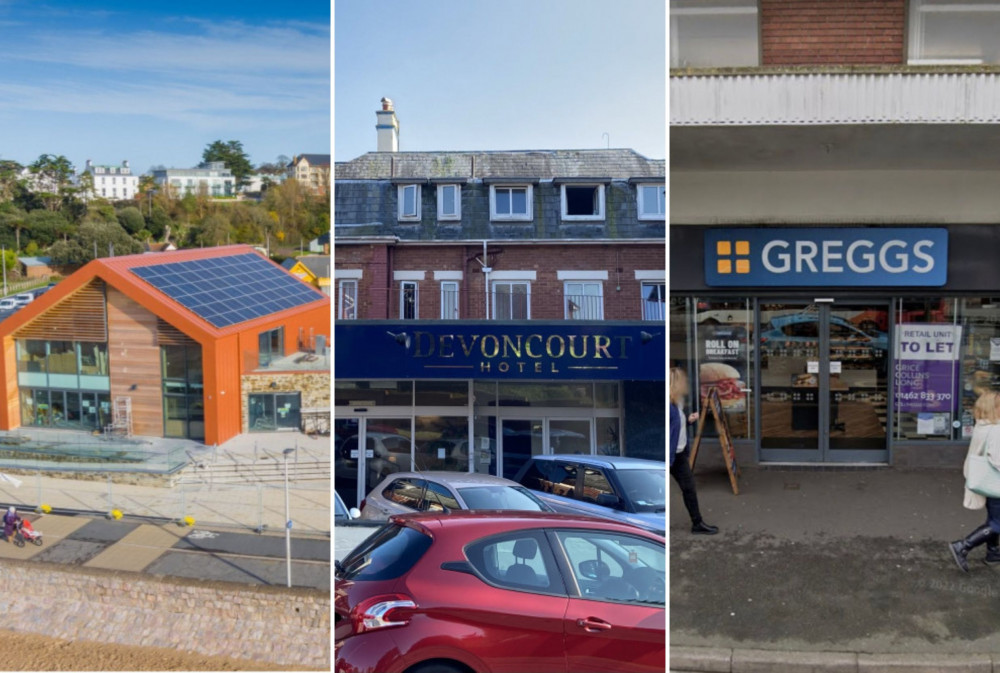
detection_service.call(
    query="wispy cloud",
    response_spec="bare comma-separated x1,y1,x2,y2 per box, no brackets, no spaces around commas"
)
0,19,329,122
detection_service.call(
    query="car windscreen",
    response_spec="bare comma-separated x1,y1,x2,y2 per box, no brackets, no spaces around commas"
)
337,523,432,581
616,468,666,512
456,485,548,511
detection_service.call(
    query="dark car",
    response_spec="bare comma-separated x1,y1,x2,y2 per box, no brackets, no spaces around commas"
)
335,511,665,673
513,455,666,535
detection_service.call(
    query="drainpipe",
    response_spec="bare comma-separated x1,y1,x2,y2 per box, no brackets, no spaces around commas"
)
482,240,491,320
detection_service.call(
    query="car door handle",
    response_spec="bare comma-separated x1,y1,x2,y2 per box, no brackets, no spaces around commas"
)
577,617,612,632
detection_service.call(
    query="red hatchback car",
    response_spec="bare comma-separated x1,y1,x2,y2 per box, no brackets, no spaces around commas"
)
334,511,665,673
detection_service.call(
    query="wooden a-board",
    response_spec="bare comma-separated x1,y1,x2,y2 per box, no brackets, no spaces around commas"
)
689,386,741,495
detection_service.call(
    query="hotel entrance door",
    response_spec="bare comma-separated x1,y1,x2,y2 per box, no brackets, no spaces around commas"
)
758,302,890,463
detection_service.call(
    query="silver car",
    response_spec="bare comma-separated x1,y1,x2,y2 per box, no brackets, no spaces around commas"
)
359,471,551,521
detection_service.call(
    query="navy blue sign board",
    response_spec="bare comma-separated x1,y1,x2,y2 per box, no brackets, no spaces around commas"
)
334,323,665,381
704,228,948,287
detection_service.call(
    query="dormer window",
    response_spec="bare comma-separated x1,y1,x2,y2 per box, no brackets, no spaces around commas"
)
489,184,532,221
560,184,605,221
397,184,421,221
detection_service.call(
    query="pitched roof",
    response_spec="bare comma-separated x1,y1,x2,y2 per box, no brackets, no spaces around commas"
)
335,149,665,180
287,256,330,278
0,245,329,344
292,154,331,168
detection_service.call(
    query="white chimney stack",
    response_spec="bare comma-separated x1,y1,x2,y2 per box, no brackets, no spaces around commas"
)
376,97,399,152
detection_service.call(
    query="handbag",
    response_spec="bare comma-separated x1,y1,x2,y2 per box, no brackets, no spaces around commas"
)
966,430,1000,499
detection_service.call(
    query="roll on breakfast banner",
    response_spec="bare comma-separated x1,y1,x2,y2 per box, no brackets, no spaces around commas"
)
697,322,748,414
894,323,962,418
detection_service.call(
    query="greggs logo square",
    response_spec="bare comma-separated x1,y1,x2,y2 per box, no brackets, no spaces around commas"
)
715,240,751,274
705,228,948,287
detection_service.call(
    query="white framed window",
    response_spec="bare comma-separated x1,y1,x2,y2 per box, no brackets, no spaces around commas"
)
564,282,604,320
492,281,531,320
641,282,666,321
560,184,605,221
490,185,532,221
440,281,460,319
670,0,759,68
397,184,421,221
400,281,419,320
637,183,666,220
338,280,357,320
437,184,461,221
908,0,1000,64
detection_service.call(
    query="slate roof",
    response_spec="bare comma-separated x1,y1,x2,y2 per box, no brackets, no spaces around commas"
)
19,256,52,267
335,149,664,180
283,256,330,278
292,154,331,168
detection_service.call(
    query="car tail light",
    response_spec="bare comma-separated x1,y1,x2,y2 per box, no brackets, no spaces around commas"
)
351,593,417,633
359,498,366,511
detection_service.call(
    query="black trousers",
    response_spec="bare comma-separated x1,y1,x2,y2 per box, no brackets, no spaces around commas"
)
670,448,703,525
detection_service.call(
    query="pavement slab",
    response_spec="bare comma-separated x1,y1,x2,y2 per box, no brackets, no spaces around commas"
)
0,514,89,561
84,523,187,572
67,519,140,543
671,463,1000,657
174,529,330,562
145,551,330,590
34,539,107,565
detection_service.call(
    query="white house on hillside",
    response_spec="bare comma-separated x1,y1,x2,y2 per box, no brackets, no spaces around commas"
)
152,161,234,197
79,160,139,201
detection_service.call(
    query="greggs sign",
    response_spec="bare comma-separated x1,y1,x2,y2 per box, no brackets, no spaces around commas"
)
704,228,948,287
334,323,664,381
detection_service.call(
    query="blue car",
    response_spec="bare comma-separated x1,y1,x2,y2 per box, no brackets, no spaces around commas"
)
513,455,665,535
760,312,888,354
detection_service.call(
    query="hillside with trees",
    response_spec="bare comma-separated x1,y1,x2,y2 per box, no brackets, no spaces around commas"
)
0,144,329,280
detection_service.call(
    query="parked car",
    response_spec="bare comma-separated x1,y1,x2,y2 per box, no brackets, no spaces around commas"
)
513,455,666,535
358,471,551,521
12,293,33,308
0,298,17,311
759,312,889,354
335,490,361,522
335,511,665,673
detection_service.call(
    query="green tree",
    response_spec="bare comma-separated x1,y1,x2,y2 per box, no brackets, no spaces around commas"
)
145,206,171,240
0,207,27,251
23,210,69,248
117,206,145,235
202,140,254,191
0,160,24,203
49,220,142,265
28,154,75,211
194,213,232,247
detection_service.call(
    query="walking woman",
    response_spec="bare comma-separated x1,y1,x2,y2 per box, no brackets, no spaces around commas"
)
949,390,1000,571
670,367,718,535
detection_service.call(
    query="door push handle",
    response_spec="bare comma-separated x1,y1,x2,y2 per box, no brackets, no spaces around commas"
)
577,617,613,632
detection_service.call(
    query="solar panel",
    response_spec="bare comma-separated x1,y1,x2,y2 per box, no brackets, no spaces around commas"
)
131,253,324,328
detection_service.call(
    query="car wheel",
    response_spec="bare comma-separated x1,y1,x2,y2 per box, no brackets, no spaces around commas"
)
407,661,469,673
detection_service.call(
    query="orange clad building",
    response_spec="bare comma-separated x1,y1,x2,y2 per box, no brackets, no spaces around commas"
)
0,245,330,446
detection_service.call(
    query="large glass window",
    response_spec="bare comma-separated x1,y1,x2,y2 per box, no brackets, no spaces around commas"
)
258,327,284,367
161,344,204,439
16,340,109,391
334,380,414,407
643,282,666,321
564,282,604,320
415,416,469,471
670,0,760,68
909,0,1000,64
493,282,530,320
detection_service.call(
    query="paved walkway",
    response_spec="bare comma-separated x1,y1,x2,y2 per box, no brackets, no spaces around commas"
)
0,431,330,534
670,449,1000,671
1,512,330,590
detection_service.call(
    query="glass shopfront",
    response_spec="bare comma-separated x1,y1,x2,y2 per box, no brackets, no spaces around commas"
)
334,380,624,509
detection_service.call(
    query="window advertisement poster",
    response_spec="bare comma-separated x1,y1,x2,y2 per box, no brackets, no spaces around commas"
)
697,322,748,415
894,323,962,423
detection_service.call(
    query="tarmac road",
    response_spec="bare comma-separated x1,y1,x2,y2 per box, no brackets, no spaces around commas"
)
0,512,330,590
670,455,1000,656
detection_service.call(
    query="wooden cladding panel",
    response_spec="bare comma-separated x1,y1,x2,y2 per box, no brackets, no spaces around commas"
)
14,280,107,342
157,318,197,346
106,287,163,437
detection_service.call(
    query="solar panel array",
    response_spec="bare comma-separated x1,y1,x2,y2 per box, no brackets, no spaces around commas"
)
131,253,323,328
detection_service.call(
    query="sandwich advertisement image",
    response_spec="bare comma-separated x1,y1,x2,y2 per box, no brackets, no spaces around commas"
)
698,323,748,414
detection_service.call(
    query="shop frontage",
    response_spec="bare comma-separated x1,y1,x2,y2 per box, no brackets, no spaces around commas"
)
671,224,1000,468
334,322,665,509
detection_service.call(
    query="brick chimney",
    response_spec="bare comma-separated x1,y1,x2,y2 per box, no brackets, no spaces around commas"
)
376,97,399,152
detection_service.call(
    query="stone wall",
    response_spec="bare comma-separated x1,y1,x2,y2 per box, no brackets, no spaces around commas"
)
241,372,330,435
0,560,329,669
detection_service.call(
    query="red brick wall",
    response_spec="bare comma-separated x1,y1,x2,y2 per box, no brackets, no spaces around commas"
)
760,0,906,66
335,243,664,322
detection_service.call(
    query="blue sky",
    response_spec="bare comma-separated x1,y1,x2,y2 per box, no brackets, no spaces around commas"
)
0,1,330,174
334,0,666,161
